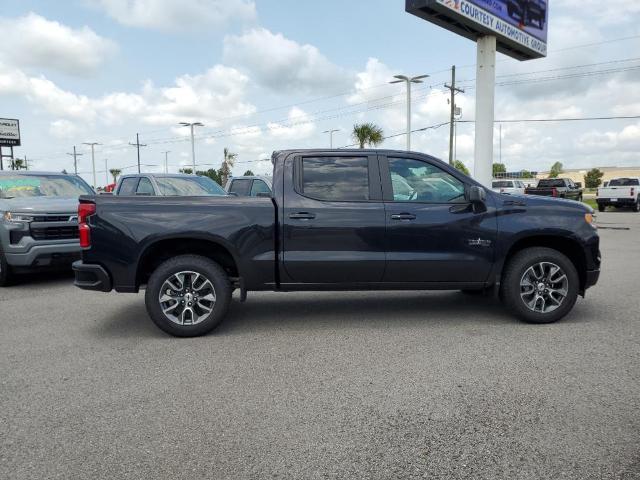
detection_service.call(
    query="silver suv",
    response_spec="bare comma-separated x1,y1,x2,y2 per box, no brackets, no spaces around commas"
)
0,171,94,286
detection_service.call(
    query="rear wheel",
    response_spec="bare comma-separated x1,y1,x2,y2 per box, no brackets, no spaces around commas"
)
145,255,232,337
633,199,640,212
0,250,13,287
501,247,579,324
598,204,605,212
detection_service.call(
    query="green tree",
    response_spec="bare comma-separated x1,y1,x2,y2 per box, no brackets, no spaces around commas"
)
11,159,25,170
352,123,384,149
520,170,534,179
197,168,223,185
243,170,255,176
584,168,604,189
219,148,237,186
549,162,563,178
109,168,122,183
453,160,469,175
492,163,507,177
179,168,193,175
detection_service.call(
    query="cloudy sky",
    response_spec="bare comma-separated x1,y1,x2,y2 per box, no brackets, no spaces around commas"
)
1,0,639,186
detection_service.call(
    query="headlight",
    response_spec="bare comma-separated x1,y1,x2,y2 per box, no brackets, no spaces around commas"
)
3,212,34,223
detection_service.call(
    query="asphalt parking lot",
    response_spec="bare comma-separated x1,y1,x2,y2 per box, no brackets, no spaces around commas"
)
1,211,639,480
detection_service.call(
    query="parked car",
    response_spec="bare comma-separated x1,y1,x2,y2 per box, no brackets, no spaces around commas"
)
225,176,272,197
596,177,640,212
0,171,94,286
73,149,600,337
507,0,546,28
491,179,526,195
525,178,583,201
114,173,226,196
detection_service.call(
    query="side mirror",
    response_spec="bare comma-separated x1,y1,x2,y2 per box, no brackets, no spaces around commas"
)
227,192,238,196
467,185,486,204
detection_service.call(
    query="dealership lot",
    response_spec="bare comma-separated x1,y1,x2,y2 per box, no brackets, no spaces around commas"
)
1,211,639,479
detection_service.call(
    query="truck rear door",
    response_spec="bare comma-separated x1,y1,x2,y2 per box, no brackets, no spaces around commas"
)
281,153,386,284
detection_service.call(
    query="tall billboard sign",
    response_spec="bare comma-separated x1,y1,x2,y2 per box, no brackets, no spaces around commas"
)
406,0,548,60
0,118,21,147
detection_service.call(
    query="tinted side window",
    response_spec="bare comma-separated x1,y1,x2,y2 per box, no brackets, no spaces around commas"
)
388,157,466,203
250,179,271,196
136,177,155,195
229,179,251,196
118,178,138,195
301,156,369,201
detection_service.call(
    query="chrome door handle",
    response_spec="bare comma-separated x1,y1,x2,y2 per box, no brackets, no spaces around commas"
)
289,212,316,220
390,213,416,220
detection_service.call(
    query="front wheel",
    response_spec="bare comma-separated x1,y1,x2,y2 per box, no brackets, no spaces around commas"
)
501,247,579,324
598,204,605,212
145,255,232,337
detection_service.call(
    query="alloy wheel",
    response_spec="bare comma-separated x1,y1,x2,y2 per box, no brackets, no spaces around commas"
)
158,271,216,325
520,261,568,314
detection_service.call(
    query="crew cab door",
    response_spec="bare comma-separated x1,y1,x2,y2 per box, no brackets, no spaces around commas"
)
380,154,497,283
281,153,386,284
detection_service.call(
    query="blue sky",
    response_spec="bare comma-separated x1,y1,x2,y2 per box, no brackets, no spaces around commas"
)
1,0,639,186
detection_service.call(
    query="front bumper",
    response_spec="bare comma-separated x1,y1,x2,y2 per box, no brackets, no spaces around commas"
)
5,243,81,268
585,269,600,290
73,261,112,292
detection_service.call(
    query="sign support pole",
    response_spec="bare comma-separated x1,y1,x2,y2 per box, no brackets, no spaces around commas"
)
473,35,496,187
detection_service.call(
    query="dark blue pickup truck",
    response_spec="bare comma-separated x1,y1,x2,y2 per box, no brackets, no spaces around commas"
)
73,149,600,337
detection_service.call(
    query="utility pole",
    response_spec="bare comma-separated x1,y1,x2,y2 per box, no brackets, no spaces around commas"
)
445,65,465,166
390,74,429,151
322,129,340,149
499,123,502,165
66,146,83,175
179,122,204,174
104,159,109,185
24,155,28,170
162,151,171,173
83,142,101,188
129,133,147,173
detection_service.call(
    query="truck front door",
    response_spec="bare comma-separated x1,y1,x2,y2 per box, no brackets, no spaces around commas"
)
281,153,386,284
380,155,497,283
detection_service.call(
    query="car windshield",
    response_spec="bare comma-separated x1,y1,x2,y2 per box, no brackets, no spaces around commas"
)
608,178,639,187
0,174,94,198
537,179,565,188
155,176,226,196
492,181,514,188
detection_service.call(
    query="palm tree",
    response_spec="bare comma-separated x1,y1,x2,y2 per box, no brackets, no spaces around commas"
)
352,123,384,149
12,159,25,170
109,168,122,183
220,148,237,186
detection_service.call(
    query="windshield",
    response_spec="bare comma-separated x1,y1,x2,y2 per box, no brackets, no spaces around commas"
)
155,176,226,196
608,178,639,187
537,179,565,188
492,181,514,188
0,175,94,199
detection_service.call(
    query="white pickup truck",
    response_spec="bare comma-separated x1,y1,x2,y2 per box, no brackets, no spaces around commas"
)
596,177,640,212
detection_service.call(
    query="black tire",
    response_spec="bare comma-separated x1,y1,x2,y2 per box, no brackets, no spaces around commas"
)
145,255,232,337
0,250,13,287
633,199,640,212
598,204,605,212
501,247,579,324
577,195,583,203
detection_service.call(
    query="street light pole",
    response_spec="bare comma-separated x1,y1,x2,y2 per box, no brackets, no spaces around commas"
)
104,159,109,186
83,142,101,188
390,74,429,151
162,151,171,173
322,129,340,149
179,122,204,174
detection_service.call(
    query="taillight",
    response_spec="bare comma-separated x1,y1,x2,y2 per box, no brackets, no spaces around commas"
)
78,202,96,248
631,188,635,197
552,187,558,197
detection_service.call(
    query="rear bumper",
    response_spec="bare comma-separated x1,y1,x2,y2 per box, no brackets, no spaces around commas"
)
73,261,112,292
597,198,636,206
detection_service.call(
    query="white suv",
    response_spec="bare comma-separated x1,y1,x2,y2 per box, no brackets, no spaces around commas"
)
492,179,526,195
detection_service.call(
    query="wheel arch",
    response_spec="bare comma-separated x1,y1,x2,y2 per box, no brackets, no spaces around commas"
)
500,235,588,293
136,234,240,288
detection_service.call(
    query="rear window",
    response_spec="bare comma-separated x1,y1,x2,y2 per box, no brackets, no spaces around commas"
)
228,179,252,196
537,179,565,188
492,181,514,188
301,156,369,201
608,178,639,186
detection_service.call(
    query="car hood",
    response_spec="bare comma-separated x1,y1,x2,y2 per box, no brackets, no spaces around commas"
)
0,196,80,214
498,192,592,213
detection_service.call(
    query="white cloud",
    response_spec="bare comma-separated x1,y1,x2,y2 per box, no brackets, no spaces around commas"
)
0,13,116,75
49,119,83,139
224,28,352,93
267,107,315,139
89,0,256,31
